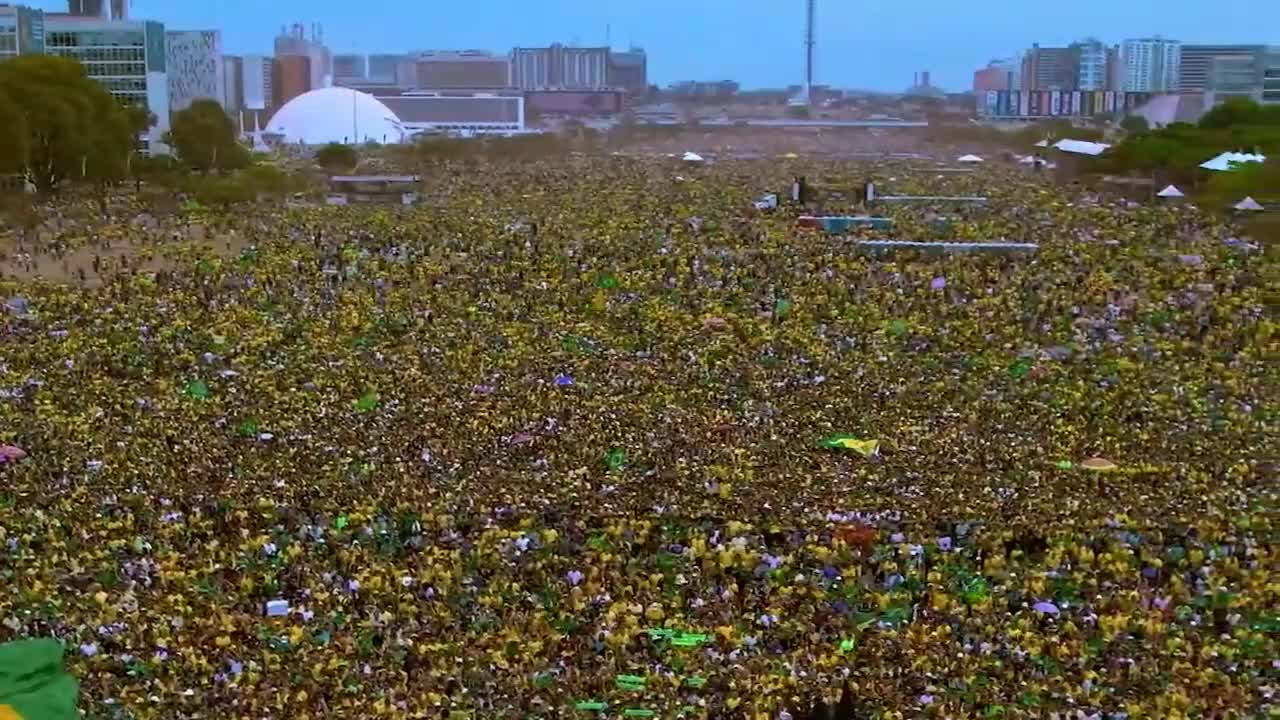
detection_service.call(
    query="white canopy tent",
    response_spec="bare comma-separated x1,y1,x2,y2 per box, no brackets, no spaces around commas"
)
1233,196,1264,211
956,154,984,164
1200,152,1266,172
1156,185,1185,198
681,151,705,163
1034,139,1050,148
1052,139,1111,156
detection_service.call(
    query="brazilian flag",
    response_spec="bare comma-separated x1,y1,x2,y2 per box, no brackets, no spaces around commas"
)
818,434,880,457
0,639,78,720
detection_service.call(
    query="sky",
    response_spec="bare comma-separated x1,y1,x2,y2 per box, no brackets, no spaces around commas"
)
28,0,1280,92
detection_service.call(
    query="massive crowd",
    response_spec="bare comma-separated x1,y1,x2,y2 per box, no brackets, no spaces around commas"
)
0,156,1274,719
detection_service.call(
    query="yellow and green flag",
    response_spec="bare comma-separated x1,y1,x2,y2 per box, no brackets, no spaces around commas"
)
0,639,78,720
819,434,880,457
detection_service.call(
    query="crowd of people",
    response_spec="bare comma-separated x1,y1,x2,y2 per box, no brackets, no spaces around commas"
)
0,155,1274,719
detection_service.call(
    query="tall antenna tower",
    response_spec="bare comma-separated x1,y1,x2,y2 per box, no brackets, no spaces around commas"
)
804,0,816,105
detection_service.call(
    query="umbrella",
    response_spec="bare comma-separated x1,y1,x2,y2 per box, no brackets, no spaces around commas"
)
1156,185,1184,198
1033,601,1060,615
0,445,27,464
1233,196,1264,211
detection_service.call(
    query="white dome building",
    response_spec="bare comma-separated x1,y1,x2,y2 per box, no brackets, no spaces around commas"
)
266,88,404,145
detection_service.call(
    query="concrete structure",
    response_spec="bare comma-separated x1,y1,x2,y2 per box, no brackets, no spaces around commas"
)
525,89,624,116
367,53,402,84
973,59,1018,93
332,53,365,84
166,30,224,112
668,80,739,98
1266,49,1280,105
1074,38,1108,91
512,44,609,90
412,50,509,89
241,53,273,110
274,54,310,108
379,91,523,136
66,0,125,20
222,54,242,110
608,48,646,96
0,4,44,60
1205,48,1280,106
43,13,168,150
274,22,330,90
327,175,420,205
1121,38,1180,92
266,87,402,144
1021,44,1078,91
1179,44,1265,93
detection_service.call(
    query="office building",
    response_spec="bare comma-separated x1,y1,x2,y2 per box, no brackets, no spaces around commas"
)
512,44,609,90
367,53,402,84
275,23,330,90
973,58,1019,93
1121,38,1180,92
1205,47,1280,106
274,54,310,107
222,54,243,110
66,0,125,20
1021,44,1079,91
608,47,647,96
333,53,365,84
0,4,45,60
43,13,168,149
166,30,224,112
1074,38,1108,91
241,53,273,110
1179,44,1264,92
412,50,509,89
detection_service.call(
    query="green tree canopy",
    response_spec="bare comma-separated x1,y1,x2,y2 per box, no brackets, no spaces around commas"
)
1120,114,1150,134
0,83,27,175
0,55,134,192
315,142,358,173
168,99,248,172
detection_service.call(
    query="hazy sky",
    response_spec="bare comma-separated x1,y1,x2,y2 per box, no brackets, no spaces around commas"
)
31,0,1280,91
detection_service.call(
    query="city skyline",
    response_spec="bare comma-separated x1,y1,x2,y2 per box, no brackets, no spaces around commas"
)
21,0,1280,92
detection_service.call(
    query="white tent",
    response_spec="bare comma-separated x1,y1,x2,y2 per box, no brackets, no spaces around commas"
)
1034,139,1050,148
957,154,984,164
681,151,705,163
1156,185,1185,198
1052,139,1111,156
1200,152,1266,172
1233,196,1264,211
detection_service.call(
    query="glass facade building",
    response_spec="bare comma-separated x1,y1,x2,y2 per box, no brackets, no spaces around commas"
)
0,4,45,60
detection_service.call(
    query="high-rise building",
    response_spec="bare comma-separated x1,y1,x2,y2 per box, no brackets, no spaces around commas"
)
511,44,609,90
608,47,647,96
166,30,224,112
973,59,1019,93
0,4,45,60
43,13,168,150
1021,44,1079,91
241,53,273,110
66,0,125,20
333,53,365,84
1121,38,1181,92
274,23,330,89
222,54,243,110
412,50,509,89
273,53,310,107
1073,38,1108,90
1179,44,1264,93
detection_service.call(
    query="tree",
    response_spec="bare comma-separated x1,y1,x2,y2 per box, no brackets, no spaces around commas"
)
315,142,358,173
1120,114,1150,134
168,99,246,172
1198,97,1272,130
0,55,134,193
0,84,27,175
